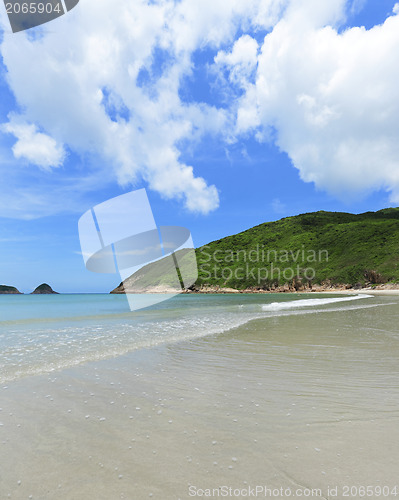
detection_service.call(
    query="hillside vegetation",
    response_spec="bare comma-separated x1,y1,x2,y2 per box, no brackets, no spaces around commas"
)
0,285,22,294
194,208,399,289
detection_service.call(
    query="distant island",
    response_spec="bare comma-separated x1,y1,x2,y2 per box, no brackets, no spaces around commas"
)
0,283,58,294
111,208,399,294
0,285,22,294
31,283,58,294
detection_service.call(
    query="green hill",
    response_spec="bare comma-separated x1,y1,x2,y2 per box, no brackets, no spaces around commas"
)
194,208,399,290
111,248,196,293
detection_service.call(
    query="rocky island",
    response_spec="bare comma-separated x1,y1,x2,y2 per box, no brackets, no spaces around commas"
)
0,285,22,294
31,283,59,294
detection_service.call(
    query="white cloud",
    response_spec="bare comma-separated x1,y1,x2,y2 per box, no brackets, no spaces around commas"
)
350,0,367,16
228,2,399,202
2,117,65,170
0,0,286,216
0,164,113,220
1,0,399,217
214,35,259,87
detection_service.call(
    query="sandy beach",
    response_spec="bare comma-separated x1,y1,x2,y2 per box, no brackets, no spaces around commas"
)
1,1,399,499
1,294,399,499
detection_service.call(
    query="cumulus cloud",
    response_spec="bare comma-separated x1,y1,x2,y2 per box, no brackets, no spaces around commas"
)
224,1,399,202
2,117,65,170
0,0,286,216
1,0,399,218
214,35,259,87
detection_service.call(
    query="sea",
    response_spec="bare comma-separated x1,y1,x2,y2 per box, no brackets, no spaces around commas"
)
1,292,399,499
0,292,391,383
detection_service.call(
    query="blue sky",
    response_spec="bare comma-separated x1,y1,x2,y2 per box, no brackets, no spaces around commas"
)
0,0,398,293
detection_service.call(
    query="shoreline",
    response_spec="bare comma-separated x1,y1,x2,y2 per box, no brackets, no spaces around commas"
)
2,298,399,498
111,284,399,296
111,287,399,296
181,283,399,296
112,279,399,296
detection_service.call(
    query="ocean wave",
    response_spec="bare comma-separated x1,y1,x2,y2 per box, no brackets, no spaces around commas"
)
0,294,380,383
261,294,373,312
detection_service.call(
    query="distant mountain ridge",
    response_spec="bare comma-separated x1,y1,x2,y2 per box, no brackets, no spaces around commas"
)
111,208,399,293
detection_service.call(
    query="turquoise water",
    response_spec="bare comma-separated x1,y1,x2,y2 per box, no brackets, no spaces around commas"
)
0,292,383,382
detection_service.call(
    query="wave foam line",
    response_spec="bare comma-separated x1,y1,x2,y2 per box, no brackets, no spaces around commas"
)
261,294,373,312
1,295,381,384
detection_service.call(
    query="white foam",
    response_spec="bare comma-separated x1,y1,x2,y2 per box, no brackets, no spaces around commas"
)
261,294,373,312
0,294,378,383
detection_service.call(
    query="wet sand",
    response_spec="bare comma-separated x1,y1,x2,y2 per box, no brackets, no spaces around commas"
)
1,299,399,499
